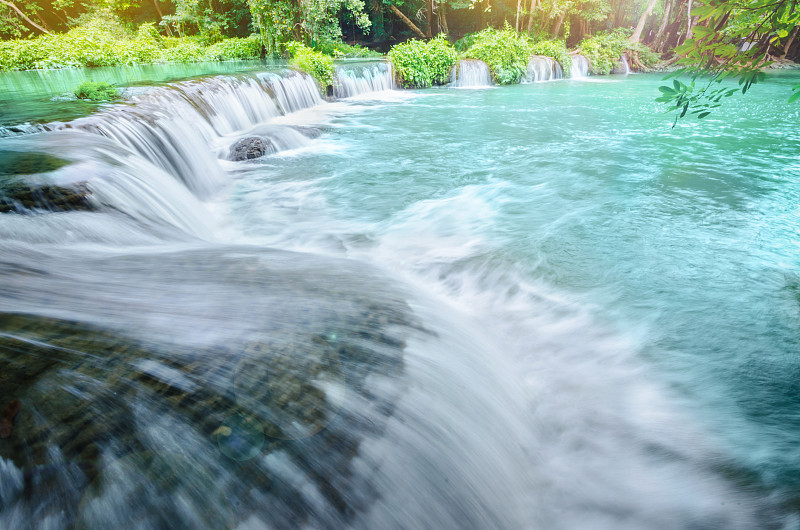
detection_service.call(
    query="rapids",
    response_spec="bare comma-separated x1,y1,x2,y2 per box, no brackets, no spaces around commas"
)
1,60,800,529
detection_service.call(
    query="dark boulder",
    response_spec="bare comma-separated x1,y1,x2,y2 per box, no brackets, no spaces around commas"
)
228,136,276,161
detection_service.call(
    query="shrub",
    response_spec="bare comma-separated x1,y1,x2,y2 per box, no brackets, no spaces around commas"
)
287,43,335,91
529,39,572,77
578,29,659,75
74,81,120,101
314,40,382,59
388,35,457,88
161,37,206,62
204,35,262,61
464,26,531,85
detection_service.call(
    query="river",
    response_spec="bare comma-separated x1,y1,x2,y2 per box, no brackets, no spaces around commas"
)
1,61,799,529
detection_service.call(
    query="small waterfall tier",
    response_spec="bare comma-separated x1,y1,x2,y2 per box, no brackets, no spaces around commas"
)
334,61,394,98
569,54,589,78
612,53,630,75
0,69,331,239
525,56,564,83
450,60,491,87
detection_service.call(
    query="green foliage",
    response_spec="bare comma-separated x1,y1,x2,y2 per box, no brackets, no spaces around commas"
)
314,39,381,59
453,32,479,53
464,26,531,85
0,16,264,71
529,39,571,77
248,0,370,55
578,28,658,75
160,37,206,62
388,35,457,88
204,35,262,60
287,42,335,91
74,81,121,101
659,0,800,121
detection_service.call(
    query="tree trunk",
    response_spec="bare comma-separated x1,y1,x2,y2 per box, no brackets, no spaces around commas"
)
388,4,427,39
515,0,522,31
439,1,449,35
152,0,174,37
526,0,537,33
0,0,51,34
551,13,565,38
424,1,433,37
653,0,672,51
683,0,694,42
630,0,658,43
781,26,799,59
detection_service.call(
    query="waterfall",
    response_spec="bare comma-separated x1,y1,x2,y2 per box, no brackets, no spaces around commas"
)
613,53,631,75
334,61,394,98
525,56,564,83
569,54,589,79
450,60,491,88
0,68,338,241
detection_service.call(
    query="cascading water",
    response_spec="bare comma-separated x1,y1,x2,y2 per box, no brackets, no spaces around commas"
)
334,61,393,98
525,56,564,83
613,53,631,75
2,60,799,530
569,54,590,78
449,59,492,88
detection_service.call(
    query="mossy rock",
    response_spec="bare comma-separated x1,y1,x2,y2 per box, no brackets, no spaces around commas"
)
0,179,92,213
0,151,70,176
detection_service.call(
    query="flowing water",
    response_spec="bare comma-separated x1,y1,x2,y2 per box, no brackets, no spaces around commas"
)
569,54,589,78
450,60,492,88
526,56,564,82
1,62,800,529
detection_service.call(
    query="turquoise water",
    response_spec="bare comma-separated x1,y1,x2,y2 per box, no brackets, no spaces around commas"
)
233,72,800,505
0,60,278,126
1,67,800,528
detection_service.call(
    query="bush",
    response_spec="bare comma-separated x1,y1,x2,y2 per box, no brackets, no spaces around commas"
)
160,37,206,62
464,26,531,85
314,40,382,59
204,35,262,61
287,43,335,91
388,35,457,88
74,81,120,101
529,39,572,77
578,29,659,75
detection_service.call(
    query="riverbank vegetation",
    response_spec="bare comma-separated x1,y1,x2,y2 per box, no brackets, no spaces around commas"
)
0,0,797,110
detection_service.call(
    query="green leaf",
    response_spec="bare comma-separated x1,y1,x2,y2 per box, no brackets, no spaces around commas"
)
789,91,800,104
673,80,682,91
698,112,711,119
659,86,676,94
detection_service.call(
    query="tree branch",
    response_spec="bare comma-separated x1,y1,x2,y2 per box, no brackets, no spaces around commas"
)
388,4,427,39
0,0,51,34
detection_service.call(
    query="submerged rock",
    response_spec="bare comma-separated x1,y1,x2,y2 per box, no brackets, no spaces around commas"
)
0,399,21,438
0,151,69,175
0,180,93,213
228,136,276,161
0,247,426,528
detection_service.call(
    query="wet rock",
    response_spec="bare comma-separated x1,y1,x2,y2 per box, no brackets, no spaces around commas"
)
0,247,427,528
0,180,93,213
0,151,69,175
228,136,276,161
0,399,21,438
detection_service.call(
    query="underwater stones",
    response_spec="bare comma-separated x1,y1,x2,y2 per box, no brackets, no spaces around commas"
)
0,151,70,176
0,180,93,213
228,136,276,161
